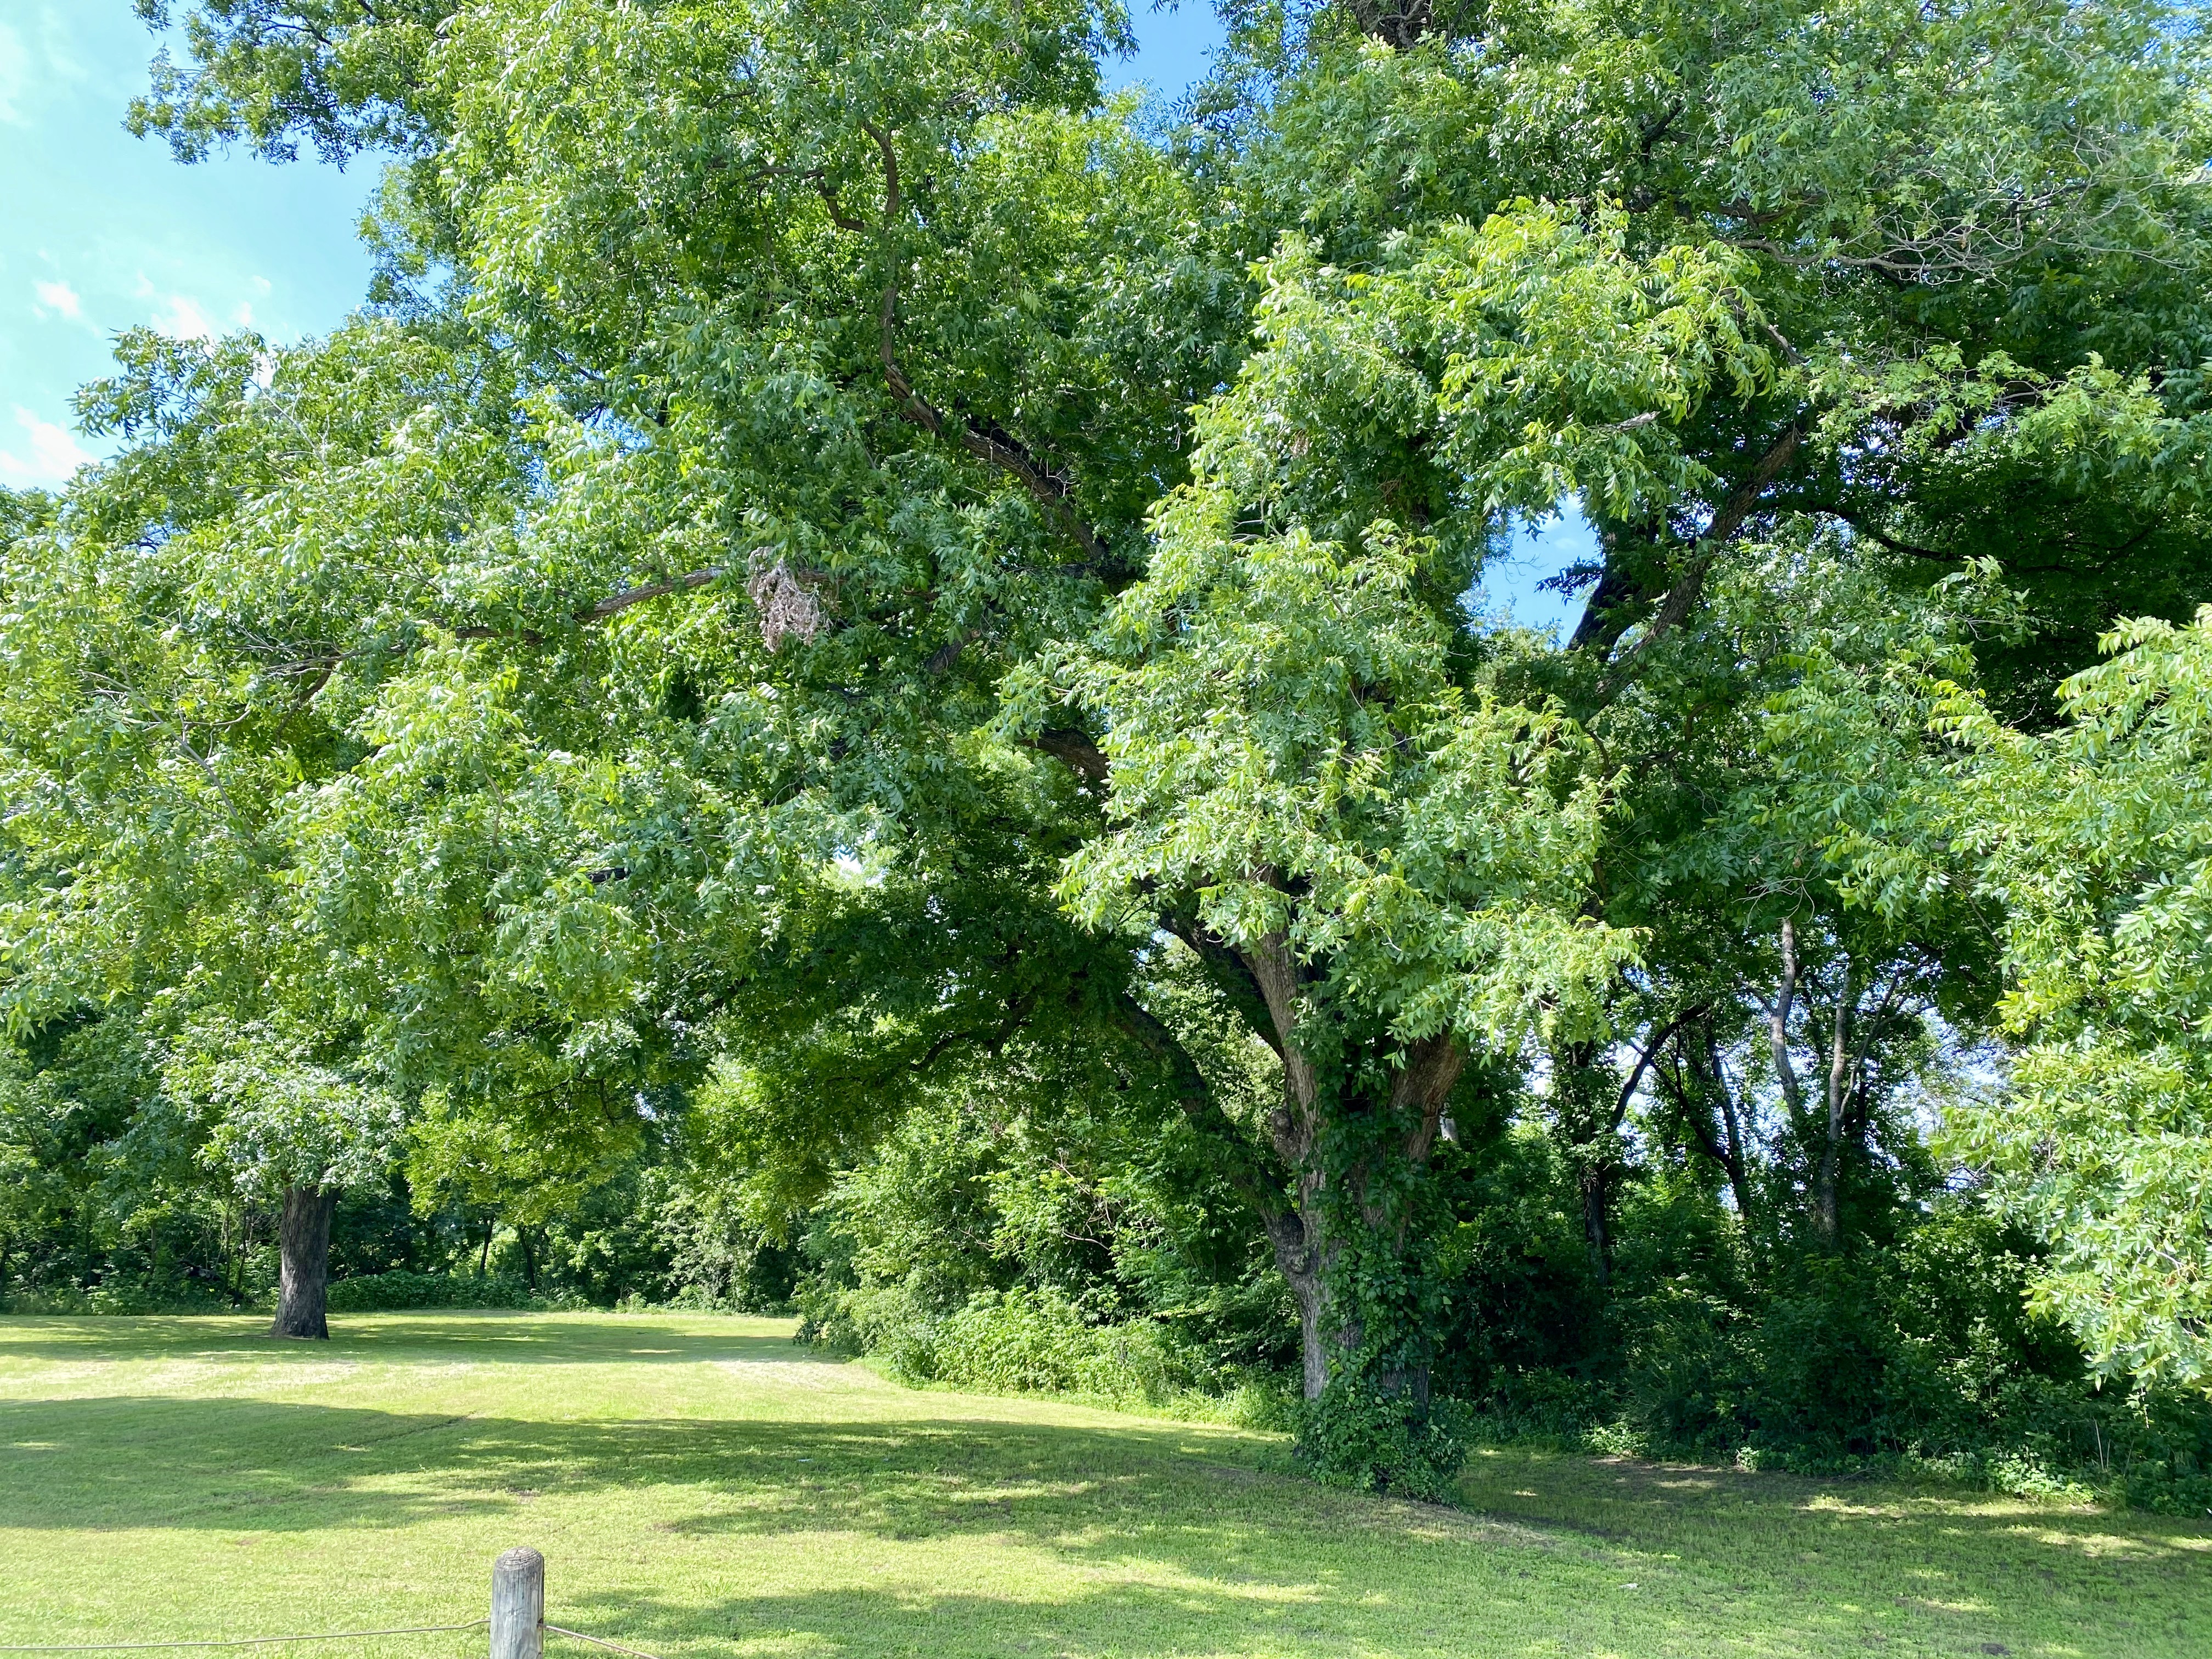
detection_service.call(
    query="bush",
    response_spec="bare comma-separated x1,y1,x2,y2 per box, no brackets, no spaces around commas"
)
803,1282,1240,1414
940,1289,1196,1402
325,1271,545,1313
1,1281,246,1316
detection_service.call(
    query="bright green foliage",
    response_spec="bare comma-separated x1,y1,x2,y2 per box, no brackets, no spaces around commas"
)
129,1,447,163
1953,610,2212,1390
166,1025,407,1203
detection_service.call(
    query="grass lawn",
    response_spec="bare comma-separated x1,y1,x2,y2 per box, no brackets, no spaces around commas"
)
0,1313,2205,1658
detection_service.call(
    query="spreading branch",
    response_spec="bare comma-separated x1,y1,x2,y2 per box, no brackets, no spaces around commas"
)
827,122,1109,568
1594,425,1804,701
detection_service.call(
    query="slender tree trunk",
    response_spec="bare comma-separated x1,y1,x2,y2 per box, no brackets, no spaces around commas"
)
1815,965,1854,1249
1552,1039,1622,1287
1769,918,1849,1246
1579,1169,1612,1288
225,1203,251,1307
1713,1062,1756,1222
270,1186,337,1340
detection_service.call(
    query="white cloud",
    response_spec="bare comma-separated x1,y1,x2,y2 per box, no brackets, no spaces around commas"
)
231,301,256,327
32,279,81,321
0,407,94,489
151,294,218,341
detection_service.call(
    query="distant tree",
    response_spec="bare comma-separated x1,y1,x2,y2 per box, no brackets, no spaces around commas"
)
163,1025,404,1335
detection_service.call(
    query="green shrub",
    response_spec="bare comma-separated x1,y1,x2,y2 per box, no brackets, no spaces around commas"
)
0,1282,247,1316
325,1271,543,1312
804,1282,1229,1414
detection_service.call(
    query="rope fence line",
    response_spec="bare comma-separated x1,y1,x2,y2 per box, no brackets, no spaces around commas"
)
545,1627,667,1659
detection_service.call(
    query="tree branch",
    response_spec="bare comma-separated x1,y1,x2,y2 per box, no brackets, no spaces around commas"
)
1028,726,1109,785
831,122,1108,567
1111,989,1287,1222
1614,1005,1705,1127
446,567,730,644
1157,915,1284,1059
584,567,729,619
1594,425,1804,701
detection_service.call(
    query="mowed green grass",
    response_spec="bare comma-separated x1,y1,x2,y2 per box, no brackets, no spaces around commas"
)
0,1314,2205,1659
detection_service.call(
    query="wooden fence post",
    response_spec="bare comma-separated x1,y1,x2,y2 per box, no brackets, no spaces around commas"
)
490,1546,544,1659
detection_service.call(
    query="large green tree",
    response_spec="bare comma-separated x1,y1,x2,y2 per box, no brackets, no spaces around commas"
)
2,0,2207,1474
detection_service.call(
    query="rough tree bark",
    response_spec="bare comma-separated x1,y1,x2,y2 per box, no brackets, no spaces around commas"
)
270,1186,337,1340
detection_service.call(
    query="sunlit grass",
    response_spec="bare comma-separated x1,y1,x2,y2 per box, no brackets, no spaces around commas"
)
1,1312,2204,1657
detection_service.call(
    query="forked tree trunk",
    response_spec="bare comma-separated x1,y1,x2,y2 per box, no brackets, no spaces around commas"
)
1243,931,1465,1400
270,1186,337,1340
1125,922,1463,1406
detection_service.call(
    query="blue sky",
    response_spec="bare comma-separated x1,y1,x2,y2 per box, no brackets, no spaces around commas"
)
0,1,1584,630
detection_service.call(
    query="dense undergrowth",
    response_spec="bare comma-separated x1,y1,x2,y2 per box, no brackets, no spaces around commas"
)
778,1098,2212,1514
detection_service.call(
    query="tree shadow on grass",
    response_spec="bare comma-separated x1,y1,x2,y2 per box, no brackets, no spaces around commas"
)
3,1397,2208,1657
0,1398,1310,1541
5,1394,2206,1562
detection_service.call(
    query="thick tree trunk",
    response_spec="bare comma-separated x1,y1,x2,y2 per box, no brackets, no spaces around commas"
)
1244,924,1463,1400
270,1186,337,1340
1113,980,1334,1392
